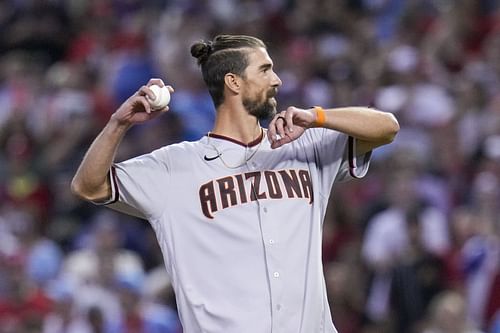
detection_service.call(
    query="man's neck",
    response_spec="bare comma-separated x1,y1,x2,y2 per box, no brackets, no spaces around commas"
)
211,103,262,144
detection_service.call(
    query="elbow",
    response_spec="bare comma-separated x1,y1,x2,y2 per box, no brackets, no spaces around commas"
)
70,176,99,202
71,176,110,202
70,176,88,201
382,113,400,144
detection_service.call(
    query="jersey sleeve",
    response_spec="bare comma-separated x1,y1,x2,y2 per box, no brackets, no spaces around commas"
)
93,147,171,220
302,128,371,196
335,136,372,182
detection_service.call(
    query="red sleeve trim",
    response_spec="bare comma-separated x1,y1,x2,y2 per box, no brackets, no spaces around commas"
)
348,136,372,179
107,166,120,205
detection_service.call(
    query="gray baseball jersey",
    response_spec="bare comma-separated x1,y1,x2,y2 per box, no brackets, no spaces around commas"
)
97,127,371,333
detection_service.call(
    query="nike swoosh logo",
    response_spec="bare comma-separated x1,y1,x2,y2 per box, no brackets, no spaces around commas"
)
204,154,221,161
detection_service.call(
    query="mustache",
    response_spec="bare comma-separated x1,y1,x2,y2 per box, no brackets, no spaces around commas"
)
267,88,278,98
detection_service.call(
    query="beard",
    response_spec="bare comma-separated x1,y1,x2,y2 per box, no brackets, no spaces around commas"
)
243,88,278,121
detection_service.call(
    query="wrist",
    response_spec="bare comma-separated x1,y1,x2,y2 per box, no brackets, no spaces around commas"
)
312,106,326,127
107,116,133,135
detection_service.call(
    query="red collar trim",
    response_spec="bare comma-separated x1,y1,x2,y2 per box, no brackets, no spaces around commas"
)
206,129,264,148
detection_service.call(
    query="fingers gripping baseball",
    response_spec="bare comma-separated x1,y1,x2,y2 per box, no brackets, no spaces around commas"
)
111,79,175,127
267,107,312,149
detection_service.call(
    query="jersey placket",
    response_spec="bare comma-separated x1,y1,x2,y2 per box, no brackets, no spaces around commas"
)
250,159,286,332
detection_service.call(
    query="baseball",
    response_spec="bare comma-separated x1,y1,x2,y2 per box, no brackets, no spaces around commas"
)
148,85,170,110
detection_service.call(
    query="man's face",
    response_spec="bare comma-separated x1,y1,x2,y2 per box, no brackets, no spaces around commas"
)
241,48,282,121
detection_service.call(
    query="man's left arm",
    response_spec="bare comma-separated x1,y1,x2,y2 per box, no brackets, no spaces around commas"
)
268,106,400,153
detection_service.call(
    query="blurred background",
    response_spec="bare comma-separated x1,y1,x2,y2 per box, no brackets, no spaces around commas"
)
0,0,499,332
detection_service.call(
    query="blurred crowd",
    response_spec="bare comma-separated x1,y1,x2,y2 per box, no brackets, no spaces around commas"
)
0,0,499,332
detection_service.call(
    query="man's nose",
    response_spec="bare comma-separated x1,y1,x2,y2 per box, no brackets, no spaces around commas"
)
272,72,282,87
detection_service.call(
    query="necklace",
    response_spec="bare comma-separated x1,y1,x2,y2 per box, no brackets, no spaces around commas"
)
206,129,265,169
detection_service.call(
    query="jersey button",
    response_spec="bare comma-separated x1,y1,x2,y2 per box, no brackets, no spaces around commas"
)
269,239,275,245
276,304,282,311
273,272,280,278
263,207,268,213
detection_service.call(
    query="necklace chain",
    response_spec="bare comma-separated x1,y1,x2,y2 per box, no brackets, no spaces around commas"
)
207,129,265,169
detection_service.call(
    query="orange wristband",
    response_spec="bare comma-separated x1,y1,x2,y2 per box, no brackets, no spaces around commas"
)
313,106,326,127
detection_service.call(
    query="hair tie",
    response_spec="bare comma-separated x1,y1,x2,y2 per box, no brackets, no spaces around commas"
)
205,41,213,53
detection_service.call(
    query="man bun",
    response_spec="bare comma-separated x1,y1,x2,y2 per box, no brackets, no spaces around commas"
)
190,41,212,65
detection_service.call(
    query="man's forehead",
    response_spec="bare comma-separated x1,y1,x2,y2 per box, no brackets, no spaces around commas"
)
246,47,273,66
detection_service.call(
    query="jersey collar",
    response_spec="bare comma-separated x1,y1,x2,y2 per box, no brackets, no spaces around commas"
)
205,128,265,148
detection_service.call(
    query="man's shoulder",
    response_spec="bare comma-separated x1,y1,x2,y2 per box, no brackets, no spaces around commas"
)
148,138,206,166
157,137,206,153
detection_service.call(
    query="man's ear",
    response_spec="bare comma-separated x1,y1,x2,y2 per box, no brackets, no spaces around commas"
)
224,73,241,94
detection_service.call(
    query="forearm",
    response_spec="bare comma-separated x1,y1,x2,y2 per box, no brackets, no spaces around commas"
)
318,106,399,143
268,106,399,150
71,119,130,201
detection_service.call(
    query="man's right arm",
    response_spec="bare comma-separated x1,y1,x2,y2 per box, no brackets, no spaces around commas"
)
70,120,129,202
71,79,173,202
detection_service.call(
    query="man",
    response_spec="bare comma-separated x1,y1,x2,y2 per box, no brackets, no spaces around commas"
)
71,34,399,332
